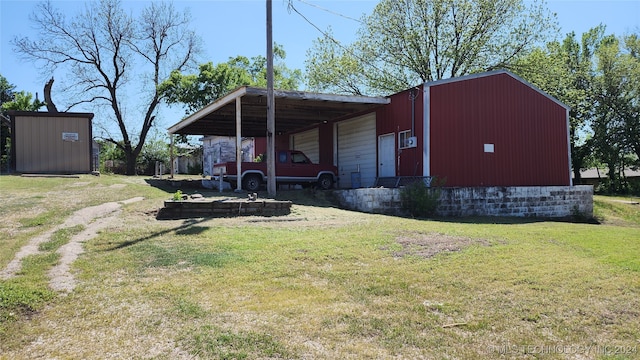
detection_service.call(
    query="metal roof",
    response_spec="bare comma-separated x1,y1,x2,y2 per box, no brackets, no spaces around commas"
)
167,86,390,137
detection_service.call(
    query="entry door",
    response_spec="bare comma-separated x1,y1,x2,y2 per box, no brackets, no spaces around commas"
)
378,133,395,177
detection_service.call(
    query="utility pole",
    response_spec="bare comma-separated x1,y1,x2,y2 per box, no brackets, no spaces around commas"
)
266,0,276,197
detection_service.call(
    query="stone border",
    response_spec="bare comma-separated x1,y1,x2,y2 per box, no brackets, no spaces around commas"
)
158,199,292,219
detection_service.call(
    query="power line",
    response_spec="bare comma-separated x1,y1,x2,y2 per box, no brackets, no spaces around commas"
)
296,0,363,23
286,0,411,95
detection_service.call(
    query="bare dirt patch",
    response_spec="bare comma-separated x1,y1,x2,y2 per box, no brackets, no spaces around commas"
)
393,232,492,258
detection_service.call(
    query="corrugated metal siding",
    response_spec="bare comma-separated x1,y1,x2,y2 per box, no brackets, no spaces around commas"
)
376,85,424,176
335,113,377,188
15,115,91,173
290,128,319,163
429,73,569,187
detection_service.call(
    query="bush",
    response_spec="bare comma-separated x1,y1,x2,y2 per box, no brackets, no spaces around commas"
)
400,178,442,218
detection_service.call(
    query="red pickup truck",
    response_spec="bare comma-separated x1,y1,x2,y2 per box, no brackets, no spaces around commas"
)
213,150,338,191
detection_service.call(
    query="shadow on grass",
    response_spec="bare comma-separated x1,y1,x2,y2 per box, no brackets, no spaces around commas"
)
104,218,209,251
421,215,601,225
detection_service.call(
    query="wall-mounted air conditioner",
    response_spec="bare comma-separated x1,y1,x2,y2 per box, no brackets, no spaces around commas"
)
405,136,417,148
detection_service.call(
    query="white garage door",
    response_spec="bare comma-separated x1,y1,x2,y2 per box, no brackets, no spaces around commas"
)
335,113,377,188
290,128,319,163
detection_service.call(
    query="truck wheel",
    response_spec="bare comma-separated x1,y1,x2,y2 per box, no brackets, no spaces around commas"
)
242,174,262,192
317,174,334,190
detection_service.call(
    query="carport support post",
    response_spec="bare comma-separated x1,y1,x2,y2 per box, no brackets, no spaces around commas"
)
169,134,174,179
235,96,242,192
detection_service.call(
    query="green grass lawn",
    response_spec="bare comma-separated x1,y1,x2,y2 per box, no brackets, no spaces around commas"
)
0,175,638,359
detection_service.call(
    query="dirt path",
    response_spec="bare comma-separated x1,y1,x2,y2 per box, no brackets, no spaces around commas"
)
0,197,144,292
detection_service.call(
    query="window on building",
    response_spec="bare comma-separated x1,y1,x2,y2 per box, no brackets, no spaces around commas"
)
399,130,412,149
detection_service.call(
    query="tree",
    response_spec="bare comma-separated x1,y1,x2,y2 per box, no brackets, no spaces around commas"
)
515,26,640,193
13,0,202,175
159,44,303,114
305,0,557,95
514,27,604,183
305,29,368,96
1,91,46,112
0,75,16,172
591,33,640,192
0,75,14,106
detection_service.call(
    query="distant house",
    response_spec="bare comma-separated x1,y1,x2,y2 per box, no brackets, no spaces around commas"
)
172,144,202,175
576,168,640,187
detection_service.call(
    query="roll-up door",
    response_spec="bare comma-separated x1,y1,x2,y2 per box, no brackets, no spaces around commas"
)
290,128,319,163
334,113,376,188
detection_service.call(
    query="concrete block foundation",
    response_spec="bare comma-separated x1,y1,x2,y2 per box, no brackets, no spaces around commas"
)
332,186,593,218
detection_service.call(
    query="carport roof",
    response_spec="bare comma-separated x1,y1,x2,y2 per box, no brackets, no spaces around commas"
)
167,86,390,137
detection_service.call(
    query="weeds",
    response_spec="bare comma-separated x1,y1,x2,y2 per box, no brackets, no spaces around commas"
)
180,325,292,359
400,177,442,217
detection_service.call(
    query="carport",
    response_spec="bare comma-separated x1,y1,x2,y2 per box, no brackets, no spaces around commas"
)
167,86,389,191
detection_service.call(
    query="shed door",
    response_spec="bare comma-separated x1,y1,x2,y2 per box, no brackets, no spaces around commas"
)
290,128,319,163
378,133,395,177
335,113,376,188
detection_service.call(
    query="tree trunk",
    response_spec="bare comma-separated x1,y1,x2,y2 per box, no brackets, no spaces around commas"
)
44,78,58,112
124,142,137,175
125,152,136,175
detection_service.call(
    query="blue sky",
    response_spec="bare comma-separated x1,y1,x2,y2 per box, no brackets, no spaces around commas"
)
1,0,639,132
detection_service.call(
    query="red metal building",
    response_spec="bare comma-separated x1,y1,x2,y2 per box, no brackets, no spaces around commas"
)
374,70,571,187
170,70,570,189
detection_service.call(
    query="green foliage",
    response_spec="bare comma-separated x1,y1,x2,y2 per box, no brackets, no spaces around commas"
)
0,91,45,112
96,140,127,174
137,131,171,175
516,27,640,194
306,28,369,95
400,178,442,218
0,283,54,311
0,282,55,334
0,74,15,106
306,0,557,95
98,131,172,175
172,190,183,201
159,44,303,113
186,162,202,176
